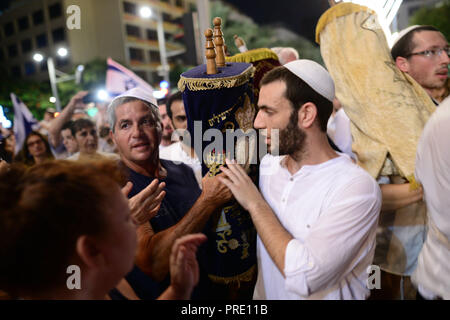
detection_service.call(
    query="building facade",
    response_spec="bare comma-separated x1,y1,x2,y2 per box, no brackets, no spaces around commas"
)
0,0,197,86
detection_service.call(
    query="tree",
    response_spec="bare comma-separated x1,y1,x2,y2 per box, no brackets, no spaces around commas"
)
0,58,108,123
410,1,450,41
0,78,54,122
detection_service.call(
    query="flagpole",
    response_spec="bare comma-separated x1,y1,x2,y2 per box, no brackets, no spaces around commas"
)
47,58,62,112
155,10,170,85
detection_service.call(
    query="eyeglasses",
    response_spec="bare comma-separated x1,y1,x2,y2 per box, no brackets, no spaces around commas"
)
407,47,450,59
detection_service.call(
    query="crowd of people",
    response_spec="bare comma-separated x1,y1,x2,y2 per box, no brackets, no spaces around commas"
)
0,19,449,300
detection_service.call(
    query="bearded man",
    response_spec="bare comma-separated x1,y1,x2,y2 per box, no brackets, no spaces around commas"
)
219,60,382,299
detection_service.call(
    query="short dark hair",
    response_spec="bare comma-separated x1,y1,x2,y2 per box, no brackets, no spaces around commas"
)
61,120,74,132
71,118,95,136
166,91,183,121
391,25,440,60
260,66,333,132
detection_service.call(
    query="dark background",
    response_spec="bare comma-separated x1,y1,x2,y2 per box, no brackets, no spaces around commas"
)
0,0,331,42
224,0,331,42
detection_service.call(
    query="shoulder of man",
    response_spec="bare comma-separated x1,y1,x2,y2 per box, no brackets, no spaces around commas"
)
329,156,382,203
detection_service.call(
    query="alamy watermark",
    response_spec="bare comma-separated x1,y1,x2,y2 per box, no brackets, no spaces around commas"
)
66,5,81,30
367,265,381,290
64,263,381,291
66,265,81,290
167,122,281,175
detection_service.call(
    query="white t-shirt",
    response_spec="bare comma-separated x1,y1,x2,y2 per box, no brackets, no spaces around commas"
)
412,98,450,300
159,141,202,188
254,153,381,300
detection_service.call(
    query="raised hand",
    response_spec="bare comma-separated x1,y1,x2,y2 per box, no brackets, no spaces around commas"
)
67,91,89,110
168,233,207,299
122,180,166,225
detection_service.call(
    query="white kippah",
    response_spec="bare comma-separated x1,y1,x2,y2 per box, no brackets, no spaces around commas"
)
391,25,422,48
109,87,158,110
284,59,335,102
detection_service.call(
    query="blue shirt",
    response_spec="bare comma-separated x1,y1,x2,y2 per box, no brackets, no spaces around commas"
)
122,159,213,300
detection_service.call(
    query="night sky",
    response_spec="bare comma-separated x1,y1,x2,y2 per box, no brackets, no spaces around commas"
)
0,0,12,12
223,0,331,43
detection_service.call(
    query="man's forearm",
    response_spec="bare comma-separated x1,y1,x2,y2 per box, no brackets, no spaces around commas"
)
134,194,220,282
380,183,423,212
48,103,75,147
248,200,292,277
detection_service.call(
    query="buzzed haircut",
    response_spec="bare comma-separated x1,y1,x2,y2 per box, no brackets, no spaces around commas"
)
166,91,183,121
391,25,440,60
260,66,333,132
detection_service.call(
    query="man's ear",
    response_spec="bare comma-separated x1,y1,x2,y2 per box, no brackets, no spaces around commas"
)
298,102,317,129
395,56,410,73
109,130,117,146
76,235,105,269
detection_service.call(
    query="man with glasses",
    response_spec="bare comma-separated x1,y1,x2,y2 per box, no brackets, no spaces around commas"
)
391,25,449,104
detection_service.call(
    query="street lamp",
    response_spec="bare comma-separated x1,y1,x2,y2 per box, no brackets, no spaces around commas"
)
139,6,152,19
57,47,68,57
139,6,170,86
33,53,44,62
97,89,109,101
33,48,84,112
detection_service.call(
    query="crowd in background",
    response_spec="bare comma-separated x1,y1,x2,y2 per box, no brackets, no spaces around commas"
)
0,18,449,301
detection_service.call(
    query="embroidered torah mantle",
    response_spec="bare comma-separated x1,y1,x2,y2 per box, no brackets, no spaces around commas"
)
178,62,257,284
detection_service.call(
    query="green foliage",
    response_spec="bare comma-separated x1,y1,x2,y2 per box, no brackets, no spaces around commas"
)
0,58,108,122
0,78,53,121
410,1,450,41
210,0,322,63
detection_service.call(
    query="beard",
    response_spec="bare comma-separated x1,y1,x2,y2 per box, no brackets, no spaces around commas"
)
274,110,306,158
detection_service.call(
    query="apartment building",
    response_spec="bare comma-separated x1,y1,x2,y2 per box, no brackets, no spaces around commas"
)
0,0,197,86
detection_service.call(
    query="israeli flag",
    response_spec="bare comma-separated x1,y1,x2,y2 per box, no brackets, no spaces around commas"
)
106,58,154,98
10,93,40,155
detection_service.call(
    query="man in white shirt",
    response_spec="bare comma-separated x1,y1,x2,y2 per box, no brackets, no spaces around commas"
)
219,60,381,300
412,97,450,300
160,91,202,187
